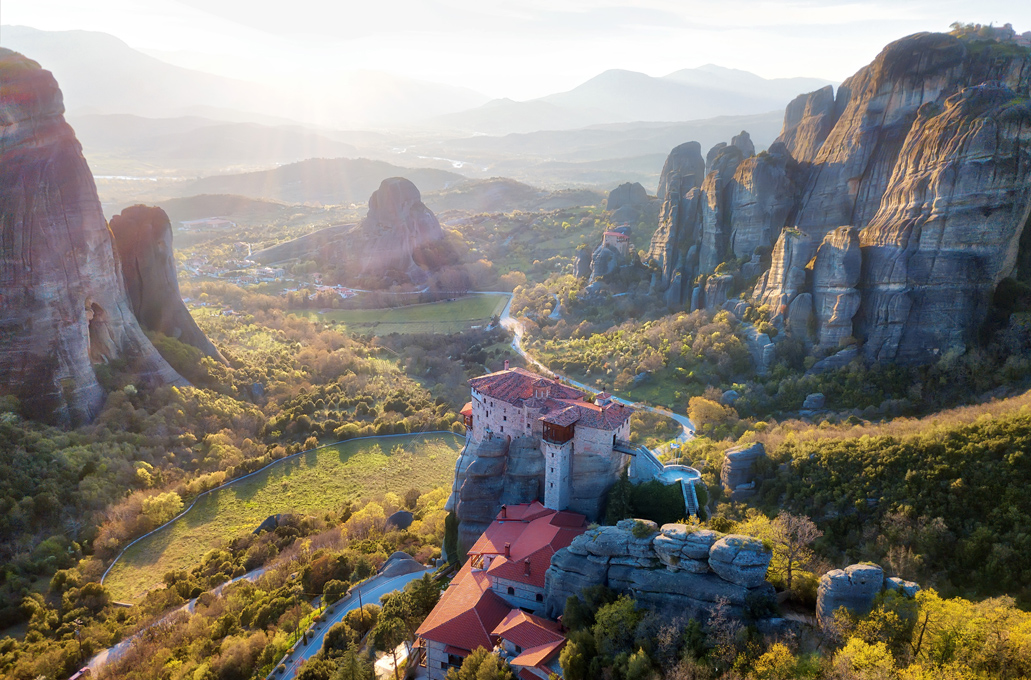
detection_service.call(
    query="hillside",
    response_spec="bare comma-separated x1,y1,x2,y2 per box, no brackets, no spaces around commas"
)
180,158,467,205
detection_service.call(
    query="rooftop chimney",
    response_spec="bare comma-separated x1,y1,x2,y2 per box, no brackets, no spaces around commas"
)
504,542,511,558
500,505,507,519
504,360,510,370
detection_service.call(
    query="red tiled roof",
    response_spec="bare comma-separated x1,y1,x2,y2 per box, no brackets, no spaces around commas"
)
511,640,566,669
518,670,541,680
469,368,584,406
460,402,473,416
415,561,511,652
603,231,629,238
467,504,586,588
539,399,632,430
492,610,564,649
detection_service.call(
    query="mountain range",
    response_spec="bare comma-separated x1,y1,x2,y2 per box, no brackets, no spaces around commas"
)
1,26,831,135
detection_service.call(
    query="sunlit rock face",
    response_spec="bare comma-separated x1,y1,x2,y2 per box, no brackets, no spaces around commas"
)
109,205,226,364
0,49,182,425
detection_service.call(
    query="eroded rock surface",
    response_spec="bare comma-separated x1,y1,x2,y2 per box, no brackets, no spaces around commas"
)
721,442,766,497
110,206,226,364
817,564,885,626
545,519,774,622
0,49,183,425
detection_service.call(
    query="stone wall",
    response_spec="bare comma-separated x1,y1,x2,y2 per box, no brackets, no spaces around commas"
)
543,519,775,623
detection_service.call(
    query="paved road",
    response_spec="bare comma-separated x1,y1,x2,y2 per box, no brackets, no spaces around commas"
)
483,291,695,442
87,567,268,673
272,567,433,680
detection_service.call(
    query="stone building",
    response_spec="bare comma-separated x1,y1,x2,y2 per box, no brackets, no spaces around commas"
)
463,366,633,516
416,503,585,680
602,230,632,257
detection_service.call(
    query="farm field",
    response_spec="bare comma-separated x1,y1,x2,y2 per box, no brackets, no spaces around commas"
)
290,294,508,334
104,433,464,602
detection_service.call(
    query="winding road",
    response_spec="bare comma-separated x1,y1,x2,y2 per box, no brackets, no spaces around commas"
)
482,291,695,442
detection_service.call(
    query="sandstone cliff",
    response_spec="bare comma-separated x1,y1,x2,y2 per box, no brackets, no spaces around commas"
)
652,32,1031,367
110,205,227,364
0,49,183,425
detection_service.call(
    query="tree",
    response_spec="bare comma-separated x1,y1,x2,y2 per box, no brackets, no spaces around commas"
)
593,595,642,658
752,642,798,680
770,511,822,591
446,648,515,680
372,615,407,680
331,644,374,680
141,491,184,526
833,638,896,680
296,658,336,680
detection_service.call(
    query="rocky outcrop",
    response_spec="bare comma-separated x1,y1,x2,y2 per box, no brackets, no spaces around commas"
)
608,182,649,212
857,84,1031,363
646,33,1031,369
794,33,1031,240
727,143,803,261
573,246,593,279
753,228,815,319
777,85,839,164
109,206,226,364
811,226,862,350
817,564,884,627
720,442,766,499
448,434,543,555
252,177,450,288
0,49,183,425
817,563,922,628
731,130,756,158
590,243,622,279
656,142,706,201
545,519,774,621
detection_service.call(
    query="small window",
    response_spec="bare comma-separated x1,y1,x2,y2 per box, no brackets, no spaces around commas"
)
549,482,553,488
503,416,507,421
550,467,553,473
535,593,544,602
501,426,504,432
507,586,515,595
514,645,522,653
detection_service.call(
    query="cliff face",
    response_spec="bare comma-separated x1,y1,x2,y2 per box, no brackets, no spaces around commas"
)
109,205,227,364
857,85,1031,362
0,49,183,425
795,32,1031,240
651,32,1031,366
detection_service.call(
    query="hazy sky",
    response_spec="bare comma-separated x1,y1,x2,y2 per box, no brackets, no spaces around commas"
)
4,0,1030,99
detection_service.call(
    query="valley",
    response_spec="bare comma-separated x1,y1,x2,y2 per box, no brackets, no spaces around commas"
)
2,16,1031,680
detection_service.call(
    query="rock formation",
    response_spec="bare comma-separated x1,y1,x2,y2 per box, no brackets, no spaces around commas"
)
573,246,593,279
777,85,839,164
252,177,451,288
544,520,775,621
816,563,884,626
648,32,1031,369
720,442,766,500
607,182,649,212
109,206,226,364
0,49,183,425
447,434,544,554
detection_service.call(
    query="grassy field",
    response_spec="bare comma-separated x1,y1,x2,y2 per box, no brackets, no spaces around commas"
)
104,433,464,602
290,294,508,334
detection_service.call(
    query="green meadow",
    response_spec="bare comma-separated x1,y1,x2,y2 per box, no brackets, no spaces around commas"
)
104,433,463,602
290,294,508,334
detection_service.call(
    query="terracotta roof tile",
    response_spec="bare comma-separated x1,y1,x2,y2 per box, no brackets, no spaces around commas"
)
492,610,564,649
511,640,566,669
469,368,583,406
415,561,511,652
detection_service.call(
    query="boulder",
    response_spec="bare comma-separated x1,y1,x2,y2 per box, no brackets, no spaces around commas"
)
885,576,921,598
720,442,766,493
808,346,859,374
721,390,740,405
802,393,826,410
817,564,884,627
386,510,414,531
708,535,773,588
682,530,723,560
